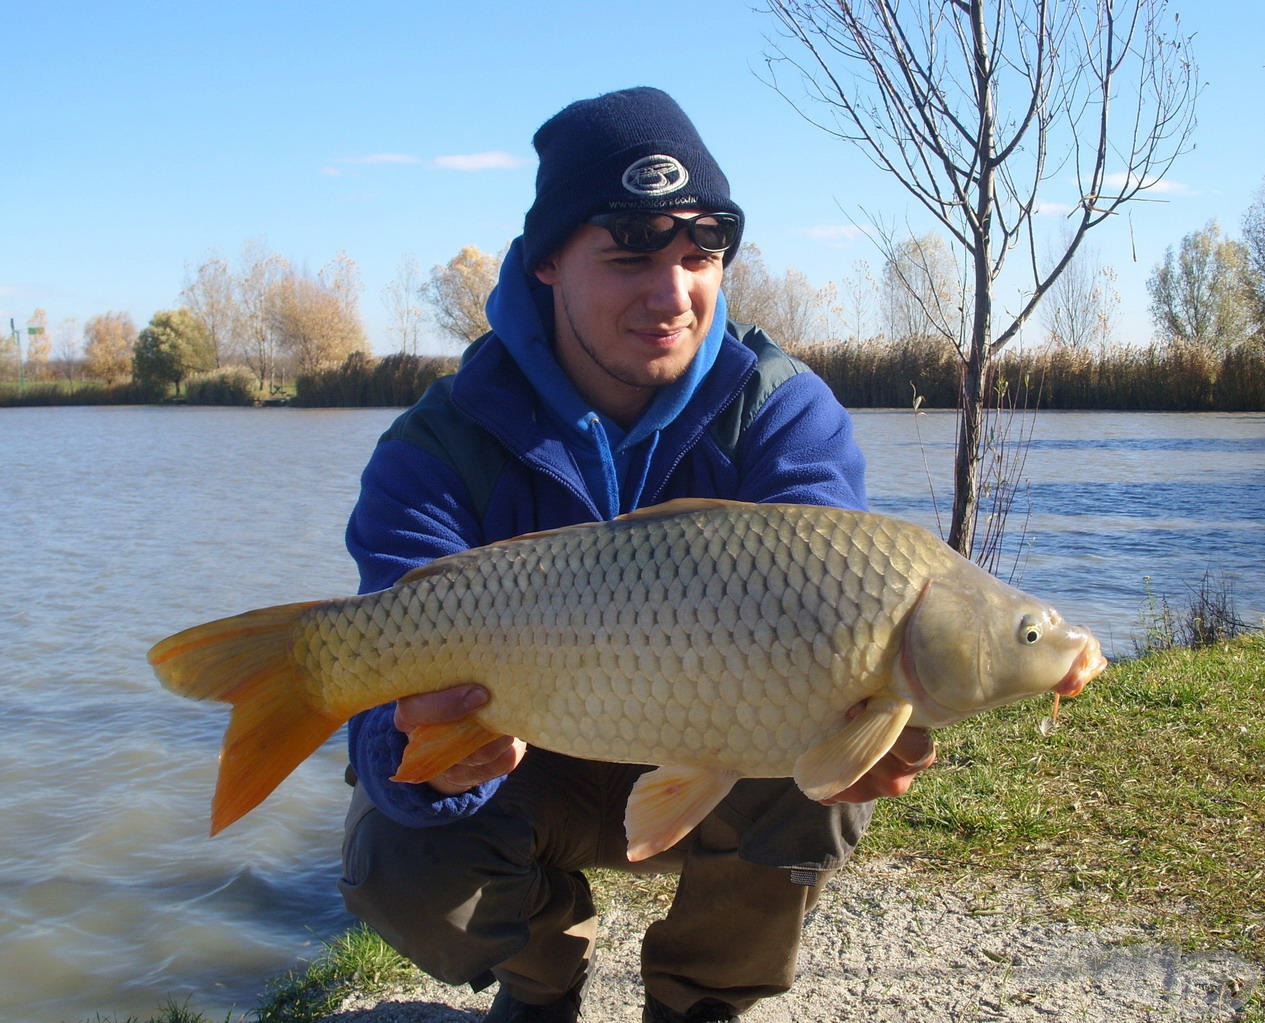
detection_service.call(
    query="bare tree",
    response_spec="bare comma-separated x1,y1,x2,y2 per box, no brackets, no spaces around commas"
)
764,0,1199,555
836,259,876,342
1040,235,1120,348
880,233,964,346
723,243,832,344
181,255,239,367
722,244,778,328
319,251,365,335
53,317,81,389
383,255,427,355
237,240,290,392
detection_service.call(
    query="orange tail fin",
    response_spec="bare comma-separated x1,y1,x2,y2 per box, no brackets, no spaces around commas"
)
148,602,343,835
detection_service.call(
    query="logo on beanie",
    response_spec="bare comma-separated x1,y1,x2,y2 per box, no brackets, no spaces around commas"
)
621,155,689,197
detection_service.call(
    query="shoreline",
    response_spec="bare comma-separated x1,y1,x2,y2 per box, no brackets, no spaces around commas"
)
316,857,1260,1023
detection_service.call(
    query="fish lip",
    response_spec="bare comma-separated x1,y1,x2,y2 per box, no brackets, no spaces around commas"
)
1054,635,1108,697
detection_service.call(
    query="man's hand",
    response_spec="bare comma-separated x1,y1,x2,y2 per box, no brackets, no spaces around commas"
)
816,720,937,805
393,684,525,796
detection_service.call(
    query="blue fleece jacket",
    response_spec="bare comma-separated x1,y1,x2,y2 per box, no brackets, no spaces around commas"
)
344,240,868,828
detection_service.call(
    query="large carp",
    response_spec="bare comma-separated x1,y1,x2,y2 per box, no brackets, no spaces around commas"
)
149,499,1106,861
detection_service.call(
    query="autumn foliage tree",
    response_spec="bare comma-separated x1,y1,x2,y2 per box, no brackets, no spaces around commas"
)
1147,221,1257,352
723,244,831,345
269,266,368,374
425,245,502,345
25,309,52,382
83,312,137,383
1238,179,1265,339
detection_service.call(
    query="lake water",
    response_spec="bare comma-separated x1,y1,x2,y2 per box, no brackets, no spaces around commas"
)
1,405,1261,1023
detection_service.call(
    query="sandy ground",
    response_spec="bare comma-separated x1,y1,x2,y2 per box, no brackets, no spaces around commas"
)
318,858,1259,1023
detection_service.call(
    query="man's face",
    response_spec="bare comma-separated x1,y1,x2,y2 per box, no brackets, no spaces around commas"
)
535,210,725,426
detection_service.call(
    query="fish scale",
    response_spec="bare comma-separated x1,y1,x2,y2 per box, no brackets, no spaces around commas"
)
148,498,1106,860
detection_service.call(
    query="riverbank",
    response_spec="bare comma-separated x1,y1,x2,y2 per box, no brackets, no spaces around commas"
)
316,859,1260,1023
6,340,1263,410
131,633,1261,1023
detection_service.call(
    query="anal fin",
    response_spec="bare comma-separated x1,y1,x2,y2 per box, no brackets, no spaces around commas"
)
391,717,504,784
624,765,740,862
793,695,914,801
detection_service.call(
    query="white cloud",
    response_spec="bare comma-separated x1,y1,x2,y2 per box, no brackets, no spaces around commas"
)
1034,200,1075,217
1101,172,1190,195
433,151,529,171
805,223,864,245
338,153,424,165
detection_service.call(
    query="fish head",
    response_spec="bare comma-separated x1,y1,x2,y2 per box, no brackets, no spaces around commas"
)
897,573,1108,727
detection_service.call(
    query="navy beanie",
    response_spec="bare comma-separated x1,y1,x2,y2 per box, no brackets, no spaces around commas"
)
522,86,744,271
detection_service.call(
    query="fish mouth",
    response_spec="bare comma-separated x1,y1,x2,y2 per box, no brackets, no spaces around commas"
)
1054,635,1108,697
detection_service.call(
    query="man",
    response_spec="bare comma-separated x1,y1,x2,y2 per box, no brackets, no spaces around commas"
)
339,86,935,1023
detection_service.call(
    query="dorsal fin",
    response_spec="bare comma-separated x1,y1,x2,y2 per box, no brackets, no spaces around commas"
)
612,497,742,523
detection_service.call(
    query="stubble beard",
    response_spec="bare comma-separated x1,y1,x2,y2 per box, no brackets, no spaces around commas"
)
560,293,683,394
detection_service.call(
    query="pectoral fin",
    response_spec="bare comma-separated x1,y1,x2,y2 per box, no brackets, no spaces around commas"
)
793,695,914,800
391,718,504,784
624,765,741,862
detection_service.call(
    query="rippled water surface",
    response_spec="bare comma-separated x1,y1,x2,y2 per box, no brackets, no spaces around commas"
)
1,405,1261,1023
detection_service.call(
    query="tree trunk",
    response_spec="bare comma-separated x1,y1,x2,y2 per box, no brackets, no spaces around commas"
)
948,0,994,559
949,294,992,557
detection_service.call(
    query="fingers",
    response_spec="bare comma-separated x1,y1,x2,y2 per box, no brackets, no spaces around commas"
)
888,726,937,773
391,684,522,796
427,737,527,796
393,684,489,732
817,725,936,805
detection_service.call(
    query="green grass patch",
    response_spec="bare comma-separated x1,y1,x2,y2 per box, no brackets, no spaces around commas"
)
252,926,416,1023
862,633,1265,968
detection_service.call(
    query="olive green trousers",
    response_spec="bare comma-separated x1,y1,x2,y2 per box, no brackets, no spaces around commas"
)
339,748,871,1014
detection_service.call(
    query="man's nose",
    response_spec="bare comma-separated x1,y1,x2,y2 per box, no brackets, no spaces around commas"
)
643,263,692,318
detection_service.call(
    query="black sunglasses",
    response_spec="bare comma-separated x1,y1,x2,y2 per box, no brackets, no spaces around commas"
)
588,211,741,254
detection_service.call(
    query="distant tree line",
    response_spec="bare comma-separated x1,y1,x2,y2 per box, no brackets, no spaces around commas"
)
3,181,1263,408
1,241,369,403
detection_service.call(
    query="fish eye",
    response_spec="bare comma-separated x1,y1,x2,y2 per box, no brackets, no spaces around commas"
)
1019,616,1043,645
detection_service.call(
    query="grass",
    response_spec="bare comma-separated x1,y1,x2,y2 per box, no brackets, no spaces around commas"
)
863,633,1265,962
85,633,1265,1023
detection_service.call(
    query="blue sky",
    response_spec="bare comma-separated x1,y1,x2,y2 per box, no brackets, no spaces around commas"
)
4,1,1262,355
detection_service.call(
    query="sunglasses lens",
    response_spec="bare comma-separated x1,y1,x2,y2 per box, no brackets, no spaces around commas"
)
690,215,739,252
608,213,676,251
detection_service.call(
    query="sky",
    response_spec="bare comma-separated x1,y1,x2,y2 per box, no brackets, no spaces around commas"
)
3,0,1263,357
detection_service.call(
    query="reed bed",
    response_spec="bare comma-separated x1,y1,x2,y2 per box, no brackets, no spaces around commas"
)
789,339,1265,412
4,341,1260,410
293,352,460,408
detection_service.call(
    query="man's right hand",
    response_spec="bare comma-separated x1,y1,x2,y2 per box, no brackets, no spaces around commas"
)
392,684,526,796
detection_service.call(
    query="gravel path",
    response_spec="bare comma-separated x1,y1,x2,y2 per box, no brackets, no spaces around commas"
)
319,859,1259,1023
